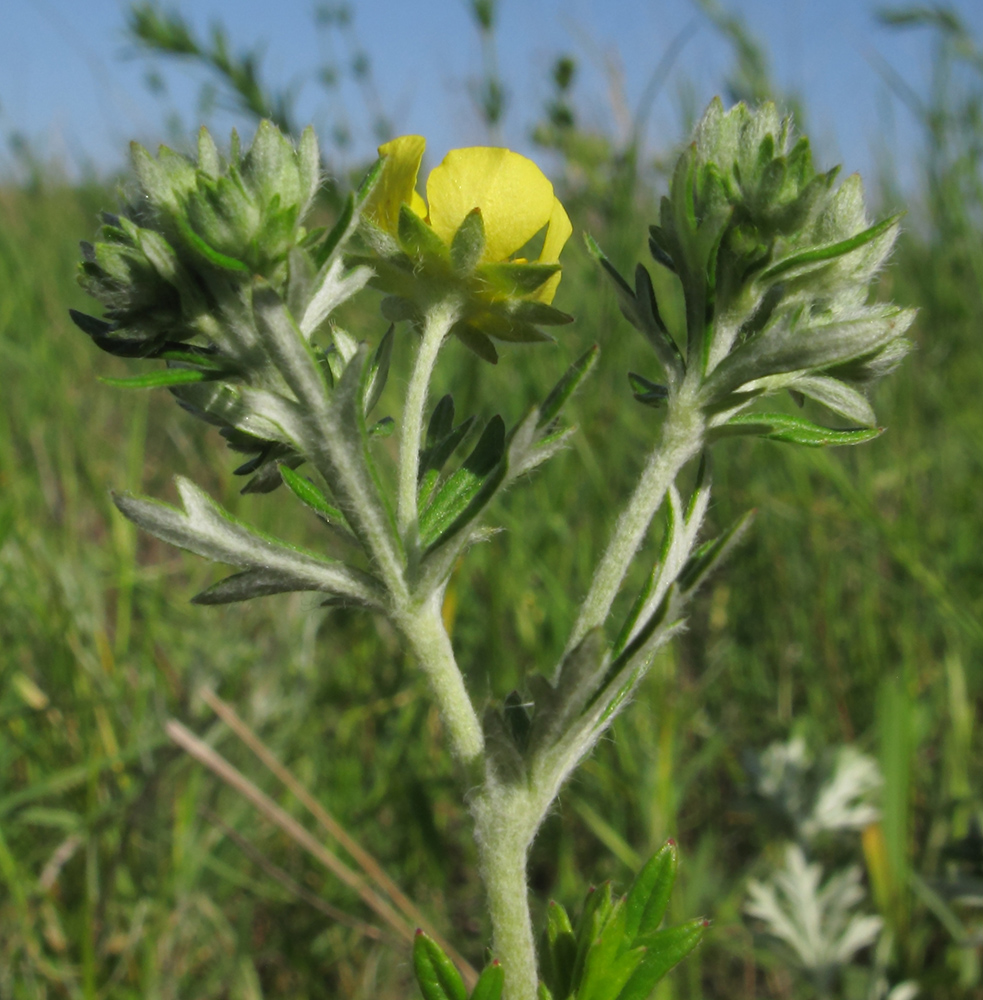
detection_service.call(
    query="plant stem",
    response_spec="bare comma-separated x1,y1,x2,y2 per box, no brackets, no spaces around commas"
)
396,593,484,768
397,297,461,541
472,786,541,1000
563,384,705,666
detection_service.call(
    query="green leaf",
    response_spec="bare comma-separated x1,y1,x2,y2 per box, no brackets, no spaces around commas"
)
451,208,486,274
413,930,468,1000
369,416,395,437
538,344,599,429
578,902,644,1000
585,234,640,322
677,510,754,594
628,372,668,408
364,325,394,415
158,349,227,371
191,567,328,604
788,374,877,426
279,466,346,525
571,883,615,995
761,214,901,281
539,901,577,1000
624,842,678,943
614,920,708,1000
469,961,504,1000
419,415,506,548
99,367,213,389
712,411,882,447
634,264,685,377
114,477,382,607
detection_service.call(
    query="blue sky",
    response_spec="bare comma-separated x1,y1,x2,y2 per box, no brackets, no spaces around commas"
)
2,0,982,190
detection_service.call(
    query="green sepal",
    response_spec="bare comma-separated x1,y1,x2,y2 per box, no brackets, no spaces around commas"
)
711,411,882,447
538,344,599,429
469,961,504,1000
624,842,677,943
450,208,486,274
398,203,450,264
412,930,468,1000
760,214,901,282
506,300,574,327
419,415,506,549
465,311,555,345
279,466,346,526
538,985,555,1000
627,373,668,408
480,261,560,297
99,367,214,389
453,324,499,364
614,920,708,1000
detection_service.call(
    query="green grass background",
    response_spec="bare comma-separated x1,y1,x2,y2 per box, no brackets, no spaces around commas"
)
2,7,982,999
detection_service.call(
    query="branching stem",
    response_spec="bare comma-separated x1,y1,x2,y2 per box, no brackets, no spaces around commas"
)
562,382,705,668
396,593,484,768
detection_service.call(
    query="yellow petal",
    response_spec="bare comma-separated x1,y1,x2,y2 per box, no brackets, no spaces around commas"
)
427,147,555,262
364,135,427,234
532,197,573,303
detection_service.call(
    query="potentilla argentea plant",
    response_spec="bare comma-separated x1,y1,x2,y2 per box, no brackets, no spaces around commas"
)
71,100,914,1000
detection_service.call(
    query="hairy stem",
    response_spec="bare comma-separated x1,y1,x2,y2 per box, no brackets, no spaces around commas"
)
396,593,484,768
562,383,705,666
397,297,462,542
472,786,542,1000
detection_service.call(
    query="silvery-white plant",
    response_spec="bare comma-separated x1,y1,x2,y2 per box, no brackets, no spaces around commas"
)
744,737,919,998
749,736,883,841
746,845,918,1000
71,100,913,1000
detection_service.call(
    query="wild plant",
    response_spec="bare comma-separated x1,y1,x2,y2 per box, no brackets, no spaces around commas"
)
71,99,913,999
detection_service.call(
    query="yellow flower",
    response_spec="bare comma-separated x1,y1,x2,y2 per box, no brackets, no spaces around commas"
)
363,135,572,307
